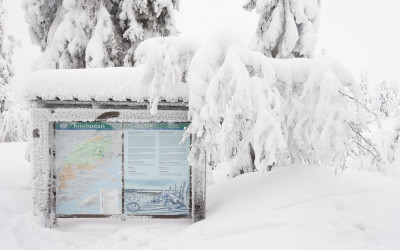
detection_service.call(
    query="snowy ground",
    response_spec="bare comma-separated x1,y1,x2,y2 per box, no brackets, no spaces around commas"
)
1,143,400,250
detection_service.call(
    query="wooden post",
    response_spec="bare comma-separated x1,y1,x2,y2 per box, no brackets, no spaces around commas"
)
30,109,52,227
192,149,206,222
47,121,58,227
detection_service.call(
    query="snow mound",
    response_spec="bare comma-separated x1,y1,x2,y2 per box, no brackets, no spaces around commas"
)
1,143,400,250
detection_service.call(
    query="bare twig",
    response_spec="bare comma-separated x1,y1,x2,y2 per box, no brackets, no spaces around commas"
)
339,90,379,120
353,140,381,161
348,122,382,162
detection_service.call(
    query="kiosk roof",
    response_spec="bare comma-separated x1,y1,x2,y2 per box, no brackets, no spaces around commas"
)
25,66,189,103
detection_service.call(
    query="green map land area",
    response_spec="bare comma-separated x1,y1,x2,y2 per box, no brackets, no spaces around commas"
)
63,135,111,165
58,136,112,190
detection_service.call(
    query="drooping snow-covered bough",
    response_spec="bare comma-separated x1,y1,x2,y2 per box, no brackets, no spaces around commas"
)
187,34,369,177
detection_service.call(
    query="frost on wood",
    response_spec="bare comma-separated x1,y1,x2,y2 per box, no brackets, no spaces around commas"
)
189,136,206,222
135,37,200,114
23,0,180,68
187,34,365,176
244,0,321,58
30,109,51,225
29,108,189,226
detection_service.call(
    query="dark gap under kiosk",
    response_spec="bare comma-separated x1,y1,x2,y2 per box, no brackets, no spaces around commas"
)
27,68,206,227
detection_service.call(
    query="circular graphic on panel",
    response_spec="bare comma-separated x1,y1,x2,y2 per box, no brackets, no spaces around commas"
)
126,202,140,213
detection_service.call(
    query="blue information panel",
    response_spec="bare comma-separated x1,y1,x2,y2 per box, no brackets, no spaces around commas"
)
124,123,191,216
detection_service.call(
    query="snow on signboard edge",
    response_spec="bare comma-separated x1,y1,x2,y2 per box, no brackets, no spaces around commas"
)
24,66,189,103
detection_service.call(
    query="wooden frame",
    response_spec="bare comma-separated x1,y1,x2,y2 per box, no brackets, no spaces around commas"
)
30,101,206,227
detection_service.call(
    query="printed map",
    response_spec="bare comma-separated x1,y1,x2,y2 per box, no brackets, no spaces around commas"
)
55,123,122,215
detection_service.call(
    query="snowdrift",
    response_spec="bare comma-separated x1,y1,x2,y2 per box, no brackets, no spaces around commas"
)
1,143,400,250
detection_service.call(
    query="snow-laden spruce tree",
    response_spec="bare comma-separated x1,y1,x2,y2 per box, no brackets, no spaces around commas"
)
119,0,179,66
135,36,200,114
85,3,123,68
0,1,13,112
22,0,62,51
24,0,121,68
187,33,371,177
391,119,400,176
284,58,372,168
23,0,179,68
244,0,321,58
351,73,400,175
187,33,242,179
373,81,400,118
206,47,288,177
0,0,29,142
187,34,289,177
0,0,13,113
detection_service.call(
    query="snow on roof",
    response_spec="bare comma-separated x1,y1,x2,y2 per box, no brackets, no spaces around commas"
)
25,66,189,103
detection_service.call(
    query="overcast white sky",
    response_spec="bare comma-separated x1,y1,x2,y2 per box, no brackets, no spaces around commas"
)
4,0,400,101
319,0,400,85
176,0,400,85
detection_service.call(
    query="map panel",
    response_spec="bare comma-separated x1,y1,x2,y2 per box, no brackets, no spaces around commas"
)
55,122,122,215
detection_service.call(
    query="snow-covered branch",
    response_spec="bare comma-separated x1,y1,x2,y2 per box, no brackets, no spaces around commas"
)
135,36,200,114
244,0,321,58
23,0,180,69
187,34,367,175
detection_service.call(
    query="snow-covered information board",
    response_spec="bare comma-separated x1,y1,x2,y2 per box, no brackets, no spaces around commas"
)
54,122,190,217
124,123,191,216
55,122,123,215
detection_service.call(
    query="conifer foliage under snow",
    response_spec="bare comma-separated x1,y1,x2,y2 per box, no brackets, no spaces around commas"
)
0,0,29,142
187,34,366,176
135,36,200,114
244,0,321,58
23,0,179,69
